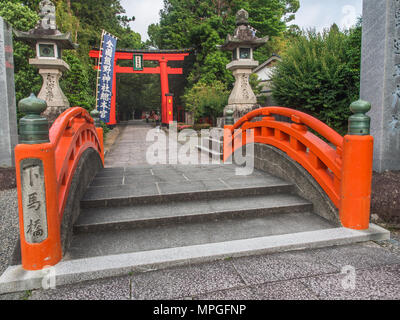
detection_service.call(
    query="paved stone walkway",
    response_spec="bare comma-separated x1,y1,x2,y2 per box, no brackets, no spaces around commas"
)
105,121,156,167
105,121,211,167
1,122,400,300
2,238,400,300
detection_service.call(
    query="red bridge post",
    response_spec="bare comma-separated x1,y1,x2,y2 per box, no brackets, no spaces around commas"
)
15,95,104,270
339,100,374,230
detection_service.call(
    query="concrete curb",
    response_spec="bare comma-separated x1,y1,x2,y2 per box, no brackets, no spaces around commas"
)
0,224,390,294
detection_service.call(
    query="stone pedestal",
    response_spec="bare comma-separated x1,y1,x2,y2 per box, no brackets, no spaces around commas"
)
0,17,18,167
360,0,400,172
185,111,195,125
224,60,259,119
29,58,70,124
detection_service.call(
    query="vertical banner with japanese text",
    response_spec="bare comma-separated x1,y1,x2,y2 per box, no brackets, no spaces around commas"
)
96,32,117,123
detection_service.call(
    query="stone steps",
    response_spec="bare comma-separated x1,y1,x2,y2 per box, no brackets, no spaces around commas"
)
66,211,334,260
65,164,390,263
67,164,340,261
0,164,391,294
80,165,294,208
75,193,313,233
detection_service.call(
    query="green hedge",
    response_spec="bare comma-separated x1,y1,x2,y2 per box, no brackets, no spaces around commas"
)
271,22,362,135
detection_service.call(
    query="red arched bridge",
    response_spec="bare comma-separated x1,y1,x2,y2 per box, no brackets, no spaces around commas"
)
11,100,380,273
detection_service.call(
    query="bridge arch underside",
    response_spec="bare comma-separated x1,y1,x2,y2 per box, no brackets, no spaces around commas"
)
60,148,104,255
229,143,340,225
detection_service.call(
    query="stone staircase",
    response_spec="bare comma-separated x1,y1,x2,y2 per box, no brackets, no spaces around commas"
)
63,164,380,262
0,163,390,294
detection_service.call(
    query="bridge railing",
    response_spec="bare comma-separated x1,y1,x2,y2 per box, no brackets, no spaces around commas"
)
15,94,104,270
224,101,373,231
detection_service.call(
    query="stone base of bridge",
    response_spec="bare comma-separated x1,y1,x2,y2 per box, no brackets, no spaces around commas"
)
0,122,390,294
0,162,390,294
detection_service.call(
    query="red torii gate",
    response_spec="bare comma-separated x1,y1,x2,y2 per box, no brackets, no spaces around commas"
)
89,48,192,125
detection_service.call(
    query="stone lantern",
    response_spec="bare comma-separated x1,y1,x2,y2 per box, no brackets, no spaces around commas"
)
14,0,78,123
221,9,268,119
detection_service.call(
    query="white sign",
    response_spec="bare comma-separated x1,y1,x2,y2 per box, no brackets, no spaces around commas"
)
133,54,143,71
21,159,48,244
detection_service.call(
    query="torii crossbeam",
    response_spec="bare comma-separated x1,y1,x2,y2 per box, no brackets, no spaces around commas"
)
89,48,192,125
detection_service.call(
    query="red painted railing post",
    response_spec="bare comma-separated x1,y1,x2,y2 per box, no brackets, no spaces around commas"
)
223,110,235,162
16,98,105,270
16,144,62,270
223,126,234,163
15,95,62,270
339,100,374,230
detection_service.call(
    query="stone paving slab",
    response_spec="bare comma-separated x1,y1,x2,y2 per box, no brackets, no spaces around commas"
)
131,260,244,300
104,124,213,167
75,193,313,233
232,250,339,285
309,241,400,270
30,276,131,300
82,164,292,204
250,279,318,300
1,238,399,300
67,211,333,259
299,264,400,300
193,286,259,300
0,224,389,295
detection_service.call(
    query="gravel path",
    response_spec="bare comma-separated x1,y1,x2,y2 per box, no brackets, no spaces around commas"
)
0,188,19,276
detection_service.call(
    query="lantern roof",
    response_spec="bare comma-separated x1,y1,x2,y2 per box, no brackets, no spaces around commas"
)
13,30,78,50
13,0,77,50
221,9,268,51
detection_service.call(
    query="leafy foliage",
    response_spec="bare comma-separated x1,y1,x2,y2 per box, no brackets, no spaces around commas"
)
1,0,143,122
148,0,300,119
117,73,161,120
1,0,302,124
183,80,229,123
60,51,95,111
271,22,362,135
0,0,41,119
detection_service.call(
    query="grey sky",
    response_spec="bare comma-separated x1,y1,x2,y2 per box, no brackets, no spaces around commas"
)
120,0,363,42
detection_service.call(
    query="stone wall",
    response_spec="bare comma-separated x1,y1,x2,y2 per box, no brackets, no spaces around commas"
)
0,17,18,168
361,0,400,172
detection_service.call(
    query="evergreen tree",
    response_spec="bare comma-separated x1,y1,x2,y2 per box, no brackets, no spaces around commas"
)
0,0,143,119
271,22,363,135
148,0,300,119
0,0,41,118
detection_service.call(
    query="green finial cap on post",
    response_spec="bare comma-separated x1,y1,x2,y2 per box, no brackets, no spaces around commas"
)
348,100,371,136
225,109,235,126
18,93,50,144
90,109,101,127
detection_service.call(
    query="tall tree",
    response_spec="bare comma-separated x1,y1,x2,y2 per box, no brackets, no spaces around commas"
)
1,0,144,120
271,23,363,135
0,0,41,112
148,0,299,118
